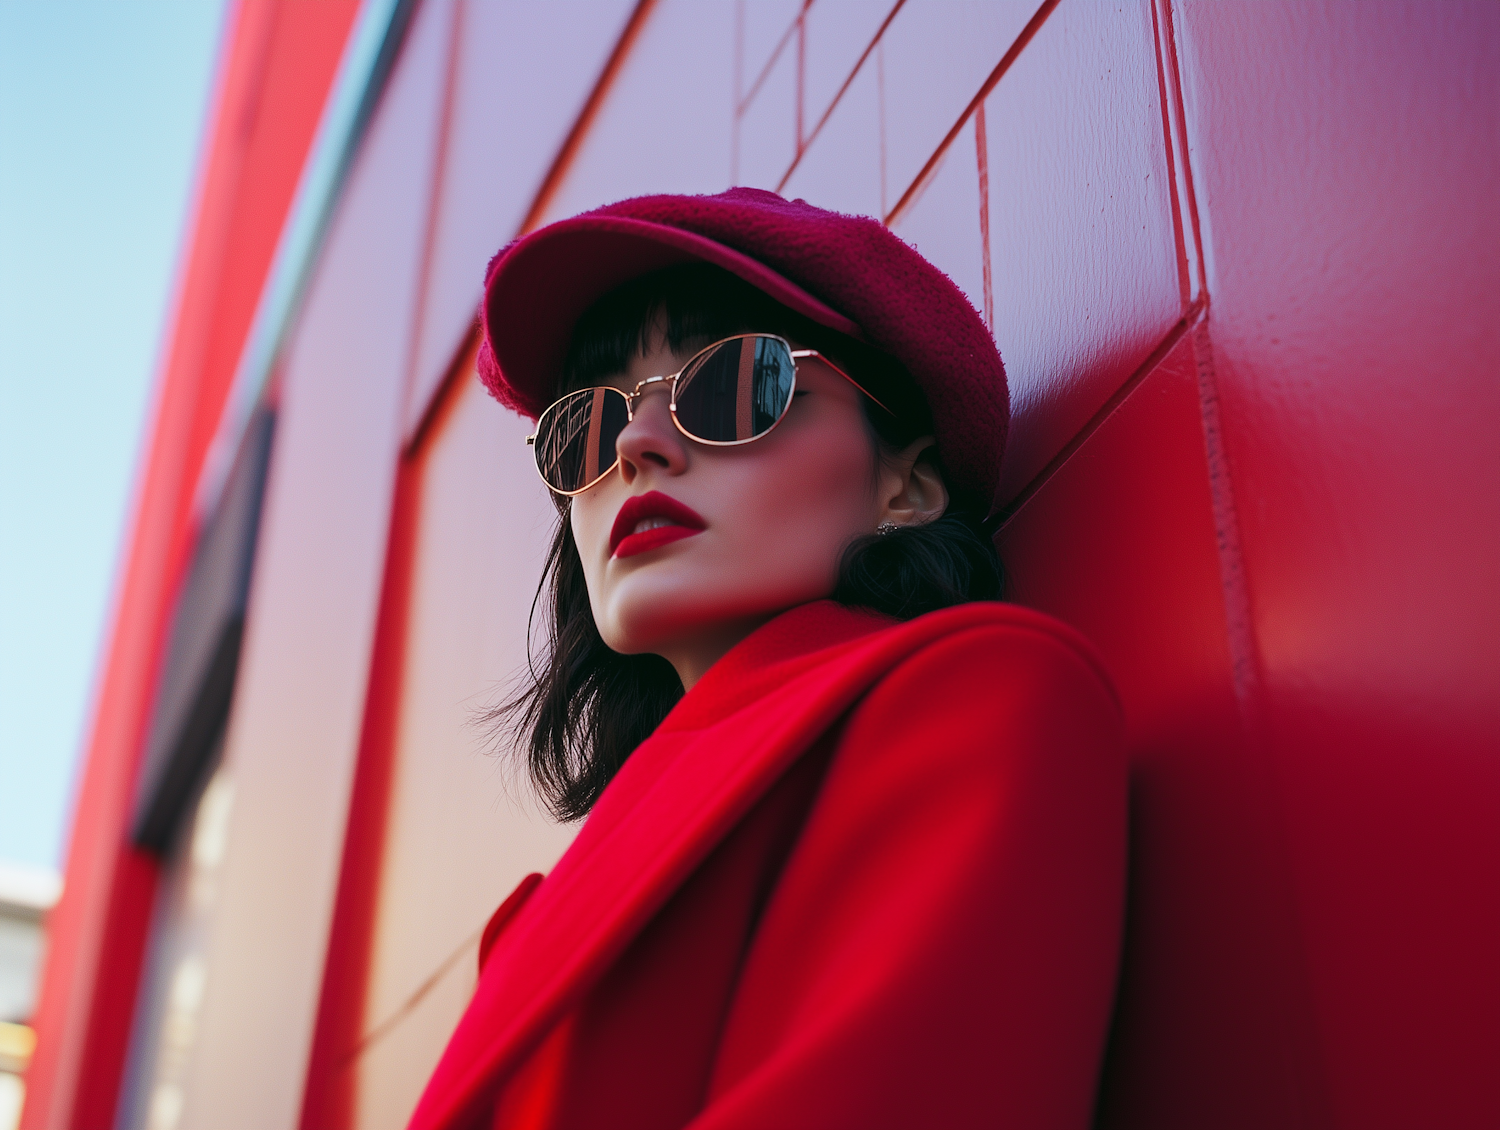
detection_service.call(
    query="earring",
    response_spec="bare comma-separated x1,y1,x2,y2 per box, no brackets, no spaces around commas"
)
876,521,900,536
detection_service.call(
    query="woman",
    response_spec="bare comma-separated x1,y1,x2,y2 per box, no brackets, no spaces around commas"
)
410,188,1126,1130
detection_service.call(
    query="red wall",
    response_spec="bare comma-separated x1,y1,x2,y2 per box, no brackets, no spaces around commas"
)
999,2,1499,1126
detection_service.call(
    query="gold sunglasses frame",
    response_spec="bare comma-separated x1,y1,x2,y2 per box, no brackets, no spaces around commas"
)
525,333,893,497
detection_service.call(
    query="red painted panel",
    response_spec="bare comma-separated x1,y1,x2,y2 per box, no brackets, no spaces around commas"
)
999,333,1321,1127
1173,2,1500,1124
21,4,361,1128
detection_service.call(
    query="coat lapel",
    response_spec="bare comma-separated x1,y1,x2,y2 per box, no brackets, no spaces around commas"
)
409,601,1060,1130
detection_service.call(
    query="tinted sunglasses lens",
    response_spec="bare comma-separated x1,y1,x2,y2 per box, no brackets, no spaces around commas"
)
534,387,630,493
674,336,796,443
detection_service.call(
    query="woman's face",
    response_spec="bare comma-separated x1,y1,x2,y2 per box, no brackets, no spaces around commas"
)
569,331,937,687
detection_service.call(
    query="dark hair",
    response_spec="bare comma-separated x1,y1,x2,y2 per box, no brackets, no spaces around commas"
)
496,264,1003,821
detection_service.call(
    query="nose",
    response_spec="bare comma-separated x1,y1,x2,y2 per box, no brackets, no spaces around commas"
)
616,383,688,484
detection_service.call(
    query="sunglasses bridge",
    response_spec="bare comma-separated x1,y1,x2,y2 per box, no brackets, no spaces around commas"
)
521,369,717,453
621,372,677,415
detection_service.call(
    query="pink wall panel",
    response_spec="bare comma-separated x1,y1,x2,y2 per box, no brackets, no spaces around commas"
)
878,0,1037,202
891,0,1180,507
352,372,577,1127
802,0,898,136
738,0,802,95
1173,1,1500,1124
982,0,1181,502
407,0,636,441
779,56,887,220
999,334,1320,1128
735,28,800,191
881,116,986,314
736,0,902,197
538,0,737,227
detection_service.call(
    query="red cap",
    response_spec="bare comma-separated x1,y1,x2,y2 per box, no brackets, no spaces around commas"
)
479,187,1008,510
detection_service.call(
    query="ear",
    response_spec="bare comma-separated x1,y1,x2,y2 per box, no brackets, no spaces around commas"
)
876,436,949,530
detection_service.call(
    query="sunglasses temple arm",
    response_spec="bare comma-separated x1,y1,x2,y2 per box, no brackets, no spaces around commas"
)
791,349,897,418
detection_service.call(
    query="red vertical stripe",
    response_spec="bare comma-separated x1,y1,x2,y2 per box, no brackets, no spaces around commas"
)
297,449,423,1130
1148,0,1193,306
795,3,808,155
1156,0,1206,296
401,0,468,423
975,103,994,333
877,39,888,217
731,0,744,184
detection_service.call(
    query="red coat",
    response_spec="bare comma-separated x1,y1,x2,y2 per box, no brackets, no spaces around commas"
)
409,600,1126,1130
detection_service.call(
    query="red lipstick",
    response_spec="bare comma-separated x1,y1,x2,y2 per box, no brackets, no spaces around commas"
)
610,491,707,559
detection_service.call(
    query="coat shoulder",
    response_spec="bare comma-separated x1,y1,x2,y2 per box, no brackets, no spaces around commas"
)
863,601,1121,713
835,601,1126,790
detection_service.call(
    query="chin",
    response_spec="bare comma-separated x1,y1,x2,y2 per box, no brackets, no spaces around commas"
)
599,572,829,658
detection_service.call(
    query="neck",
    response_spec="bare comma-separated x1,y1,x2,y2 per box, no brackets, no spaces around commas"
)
658,614,778,690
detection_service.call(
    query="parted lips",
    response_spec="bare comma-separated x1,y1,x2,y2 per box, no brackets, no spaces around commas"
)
477,187,1009,513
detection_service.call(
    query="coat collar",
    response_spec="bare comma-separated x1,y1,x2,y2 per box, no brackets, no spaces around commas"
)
408,600,1059,1130
561,601,896,849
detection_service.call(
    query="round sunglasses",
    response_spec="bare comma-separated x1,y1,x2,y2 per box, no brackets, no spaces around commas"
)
526,333,891,496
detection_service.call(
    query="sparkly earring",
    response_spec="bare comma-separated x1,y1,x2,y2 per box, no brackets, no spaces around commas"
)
876,521,900,536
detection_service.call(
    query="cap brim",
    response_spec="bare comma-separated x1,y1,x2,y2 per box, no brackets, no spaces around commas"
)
483,215,866,419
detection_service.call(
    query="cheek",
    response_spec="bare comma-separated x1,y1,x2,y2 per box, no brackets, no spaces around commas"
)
712,422,877,593
570,495,614,602
771,429,873,528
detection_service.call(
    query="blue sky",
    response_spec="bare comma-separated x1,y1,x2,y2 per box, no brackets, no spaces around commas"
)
0,1,227,873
